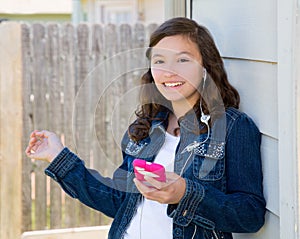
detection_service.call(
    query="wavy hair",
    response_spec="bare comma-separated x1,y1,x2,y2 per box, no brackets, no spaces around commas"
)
128,17,240,142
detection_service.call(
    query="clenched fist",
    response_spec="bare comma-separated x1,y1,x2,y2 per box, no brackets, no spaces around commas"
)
25,130,64,163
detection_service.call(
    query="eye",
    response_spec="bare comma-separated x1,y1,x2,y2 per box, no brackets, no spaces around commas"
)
152,59,164,64
177,58,190,63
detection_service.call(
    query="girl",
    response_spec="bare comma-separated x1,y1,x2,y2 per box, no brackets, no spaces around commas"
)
26,17,266,239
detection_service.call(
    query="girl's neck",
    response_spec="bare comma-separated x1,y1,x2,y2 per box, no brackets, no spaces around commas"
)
167,98,199,136
172,101,194,119
167,113,180,136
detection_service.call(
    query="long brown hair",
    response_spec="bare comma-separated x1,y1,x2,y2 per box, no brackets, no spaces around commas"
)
128,17,240,142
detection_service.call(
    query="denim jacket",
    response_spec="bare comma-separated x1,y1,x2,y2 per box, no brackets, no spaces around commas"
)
45,107,266,239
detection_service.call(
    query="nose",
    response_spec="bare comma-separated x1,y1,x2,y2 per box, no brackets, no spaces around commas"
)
163,68,177,78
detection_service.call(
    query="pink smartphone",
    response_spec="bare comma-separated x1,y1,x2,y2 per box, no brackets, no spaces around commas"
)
133,159,166,183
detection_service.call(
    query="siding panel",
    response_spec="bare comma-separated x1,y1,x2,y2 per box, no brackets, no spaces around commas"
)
224,60,278,138
192,0,277,62
261,135,279,215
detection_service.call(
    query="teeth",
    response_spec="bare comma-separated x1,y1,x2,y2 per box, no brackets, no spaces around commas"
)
164,82,183,87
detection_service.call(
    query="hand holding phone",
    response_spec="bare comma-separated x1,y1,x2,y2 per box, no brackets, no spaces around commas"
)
133,159,166,183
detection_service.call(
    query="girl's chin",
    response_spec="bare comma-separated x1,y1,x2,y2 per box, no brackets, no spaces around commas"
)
161,94,199,107
164,96,193,105
161,94,184,102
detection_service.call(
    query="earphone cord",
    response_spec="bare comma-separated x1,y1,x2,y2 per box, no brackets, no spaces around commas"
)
139,199,144,239
179,118,210,177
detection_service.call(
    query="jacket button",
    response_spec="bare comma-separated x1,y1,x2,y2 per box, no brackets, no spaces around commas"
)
174,228,182,236
178,218,185,223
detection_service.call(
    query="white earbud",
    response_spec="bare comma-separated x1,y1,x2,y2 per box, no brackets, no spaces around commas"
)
203,68,207,80
201,113,210,124
200,67,210,127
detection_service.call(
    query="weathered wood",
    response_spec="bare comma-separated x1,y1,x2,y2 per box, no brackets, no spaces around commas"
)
61,23,76,153
91,23,105,175
133,23,146,48
31,23,48,230
117,24,132,146
21,23,34,232
90,23,105,225
47,23,63,229
0,22,23,239
103,24,120,176
116,23,136,158
75,23,93,226
60,23,78,228
146,23,158,42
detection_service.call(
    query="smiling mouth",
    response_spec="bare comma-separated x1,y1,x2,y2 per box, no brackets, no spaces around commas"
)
163,82,183,87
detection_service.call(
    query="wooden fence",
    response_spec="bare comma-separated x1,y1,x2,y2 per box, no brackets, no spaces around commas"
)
0,21,157,238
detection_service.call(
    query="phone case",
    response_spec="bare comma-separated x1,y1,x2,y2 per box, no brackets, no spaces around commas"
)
133,159,166,182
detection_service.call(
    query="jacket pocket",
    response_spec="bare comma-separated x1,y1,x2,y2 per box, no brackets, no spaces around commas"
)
193,141,225,181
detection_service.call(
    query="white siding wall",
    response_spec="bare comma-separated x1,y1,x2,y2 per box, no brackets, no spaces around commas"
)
192,0,279,238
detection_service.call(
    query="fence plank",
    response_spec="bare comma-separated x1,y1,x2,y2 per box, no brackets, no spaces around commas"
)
60,23,78,228
0,22,23,239
75,23,93,227
21,23,34,232
103,24,120,176
47,23,63,229
146,23,158,42
90,23,106,225
32,23,49,230
118,24,133,146
133,23,146,48
91,25,118,227
91,23,105,175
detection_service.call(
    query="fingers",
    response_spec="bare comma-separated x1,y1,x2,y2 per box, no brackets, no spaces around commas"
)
27,133,43,148
133,178,160,202
134,172,186,204
30,130,53,139
143,172,181,189
26,130,50,157
30,130,38,138
133,176,169,201
25,141,42,157
133,178,157,193
32,130,53,139
143,176,166,190
25,145,37,157
135,172,181,191
25,146,32,155
26,137,39,155
165,172,182,184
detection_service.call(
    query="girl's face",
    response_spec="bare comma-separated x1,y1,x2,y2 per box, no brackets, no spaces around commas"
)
150,35,204,108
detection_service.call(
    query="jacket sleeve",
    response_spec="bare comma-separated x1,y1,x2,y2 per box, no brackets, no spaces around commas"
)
45,147,130,218
167,114,266,233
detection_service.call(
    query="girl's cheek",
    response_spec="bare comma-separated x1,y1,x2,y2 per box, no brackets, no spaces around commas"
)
151,68,163,81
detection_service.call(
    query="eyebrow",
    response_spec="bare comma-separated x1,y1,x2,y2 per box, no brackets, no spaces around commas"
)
151,51,194,58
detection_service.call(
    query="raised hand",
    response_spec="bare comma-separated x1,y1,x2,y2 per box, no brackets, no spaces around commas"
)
25,130,64,163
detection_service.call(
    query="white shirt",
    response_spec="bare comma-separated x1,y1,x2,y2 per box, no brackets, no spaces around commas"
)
124,132,180,239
